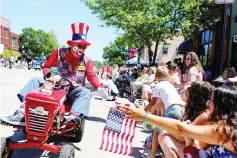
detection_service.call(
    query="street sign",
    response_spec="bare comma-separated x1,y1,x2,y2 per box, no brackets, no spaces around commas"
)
215,0,235,4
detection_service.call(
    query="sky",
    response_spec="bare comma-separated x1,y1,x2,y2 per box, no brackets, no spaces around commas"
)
1,0,118,61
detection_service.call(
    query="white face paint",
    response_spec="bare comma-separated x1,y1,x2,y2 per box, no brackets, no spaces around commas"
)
72,46,79,53
72,46,83,56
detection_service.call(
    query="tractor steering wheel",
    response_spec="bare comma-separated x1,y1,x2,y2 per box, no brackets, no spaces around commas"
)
54,77,71,91
59,77,71,87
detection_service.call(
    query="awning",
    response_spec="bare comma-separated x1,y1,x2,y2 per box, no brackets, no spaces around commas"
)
125,57,137,65
177,39,193,54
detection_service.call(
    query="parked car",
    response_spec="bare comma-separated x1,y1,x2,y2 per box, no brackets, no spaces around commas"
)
28,58,46,70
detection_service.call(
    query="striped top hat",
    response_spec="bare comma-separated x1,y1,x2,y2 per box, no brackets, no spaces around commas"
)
67,22,91,46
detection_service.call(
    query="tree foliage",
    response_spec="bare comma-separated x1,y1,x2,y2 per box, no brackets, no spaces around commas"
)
179,1,222,38
83,0,220,65
102,35,138,66
2,49,20,61
20,28,60,59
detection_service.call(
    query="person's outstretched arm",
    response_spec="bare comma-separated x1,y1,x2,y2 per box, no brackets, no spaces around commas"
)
119,105,234,153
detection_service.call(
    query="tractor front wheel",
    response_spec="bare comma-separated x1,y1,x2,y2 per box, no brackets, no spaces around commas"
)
1,137,13,158
58,144,75,158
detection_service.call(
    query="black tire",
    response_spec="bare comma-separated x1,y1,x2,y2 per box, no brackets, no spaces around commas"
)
58,144,75,158
72,119,85,142
1,137,12,158
0,137,6,156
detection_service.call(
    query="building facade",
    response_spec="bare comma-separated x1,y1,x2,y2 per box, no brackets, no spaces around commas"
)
139,33,184,65
176,4,234,77
228,1,237,65
0,17,20,52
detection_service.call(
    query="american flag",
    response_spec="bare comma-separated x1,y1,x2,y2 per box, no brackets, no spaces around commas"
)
100,108,137,156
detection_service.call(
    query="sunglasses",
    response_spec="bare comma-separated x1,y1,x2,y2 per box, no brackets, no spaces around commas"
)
227,82,237,86
185,57,191,61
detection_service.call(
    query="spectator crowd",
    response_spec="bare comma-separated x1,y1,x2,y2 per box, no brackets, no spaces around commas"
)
98,51,237,158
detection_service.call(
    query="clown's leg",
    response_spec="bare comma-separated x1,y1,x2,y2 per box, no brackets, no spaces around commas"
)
64,87,91,125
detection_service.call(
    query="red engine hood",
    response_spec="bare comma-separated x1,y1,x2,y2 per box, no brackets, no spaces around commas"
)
24,88,67,138
25,88,66,105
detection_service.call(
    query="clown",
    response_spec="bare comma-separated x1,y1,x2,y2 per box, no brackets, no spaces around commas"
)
0,23,108,126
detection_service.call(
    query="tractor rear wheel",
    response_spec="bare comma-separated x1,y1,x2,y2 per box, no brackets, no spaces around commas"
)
72,119,85,142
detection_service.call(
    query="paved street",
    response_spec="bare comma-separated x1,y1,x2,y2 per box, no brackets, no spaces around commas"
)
0,68,149,158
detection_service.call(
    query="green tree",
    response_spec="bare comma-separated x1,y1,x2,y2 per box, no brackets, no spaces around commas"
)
83,0,218,65
102,35,137,66
82,0,182,65
2,49,20,61
42,30,60,57
179,1,221,38
20,28,59,59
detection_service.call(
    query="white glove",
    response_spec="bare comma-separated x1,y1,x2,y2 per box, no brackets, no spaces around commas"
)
97,87,109,100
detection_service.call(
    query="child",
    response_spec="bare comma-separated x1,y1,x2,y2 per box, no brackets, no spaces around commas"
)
143,66,184,116
167,63,181,85
103,74,119,101
138,66,184,158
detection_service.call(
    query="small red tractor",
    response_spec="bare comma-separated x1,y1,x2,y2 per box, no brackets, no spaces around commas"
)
1,78,85,158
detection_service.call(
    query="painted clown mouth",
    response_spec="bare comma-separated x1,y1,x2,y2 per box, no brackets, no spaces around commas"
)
77,51,83,56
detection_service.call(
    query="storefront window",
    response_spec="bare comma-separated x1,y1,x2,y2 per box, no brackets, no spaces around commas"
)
204,31,210,42
209,31,213,41
199,30,213,68
163,45,168,55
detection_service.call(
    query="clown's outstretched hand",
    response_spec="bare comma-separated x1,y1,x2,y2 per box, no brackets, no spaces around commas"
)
97,87,109,100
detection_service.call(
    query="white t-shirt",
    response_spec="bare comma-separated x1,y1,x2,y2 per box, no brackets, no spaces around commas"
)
153,81,184,109
104,80,119,94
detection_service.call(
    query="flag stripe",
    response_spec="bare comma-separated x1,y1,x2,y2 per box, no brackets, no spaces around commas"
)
83,24,87,34
116,118,126,154
105,130,111,151
75,23,80,34
100,129,106,150
128,120,136,155
118,118,128,154
86,25,89,34
123,119,132,155
71,24,76,34
112,132,119,153
109,132,115,152
79,23,84,34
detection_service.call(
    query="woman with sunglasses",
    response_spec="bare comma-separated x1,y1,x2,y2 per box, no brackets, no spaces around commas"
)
118,86,237,157
175,52,204,89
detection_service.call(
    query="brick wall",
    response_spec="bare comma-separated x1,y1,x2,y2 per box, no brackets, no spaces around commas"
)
0,17,20,52
10,32,20,51
0,26,11,49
